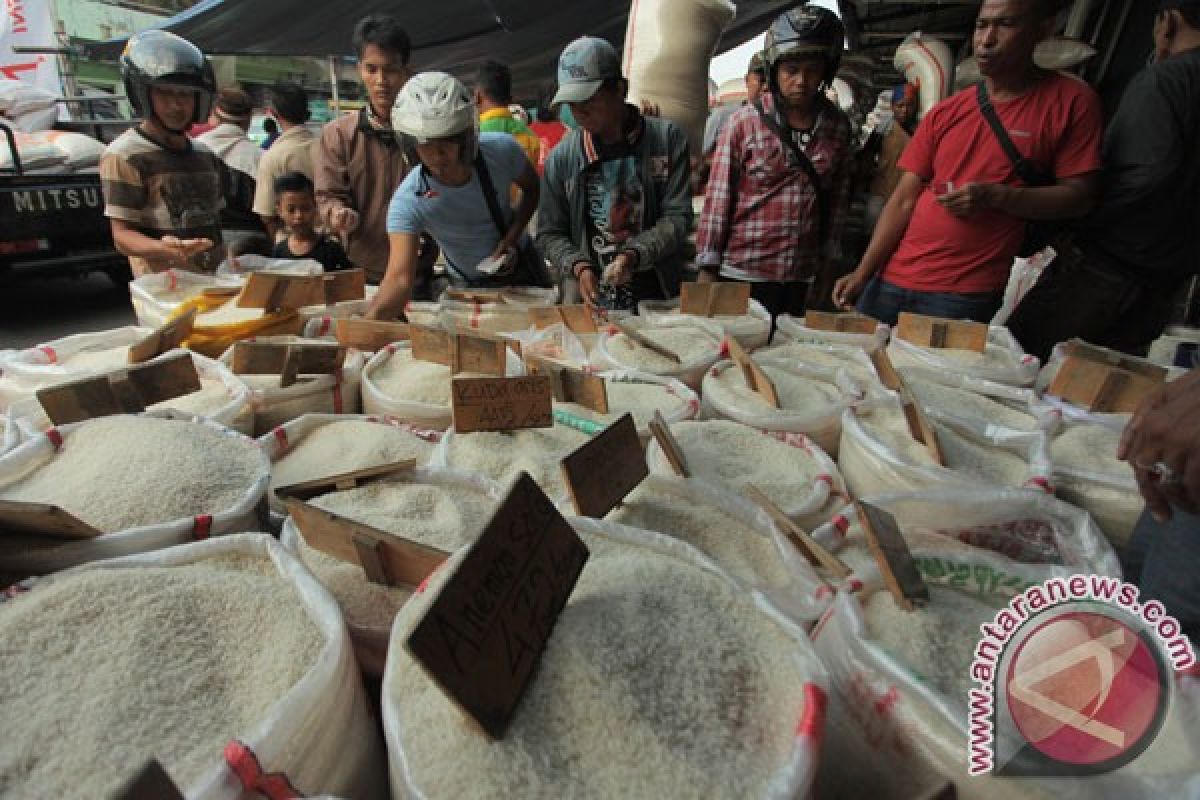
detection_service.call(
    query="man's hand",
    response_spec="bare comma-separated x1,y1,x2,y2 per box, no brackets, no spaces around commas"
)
574,261,599,308
160,236,214,267
602,252,635,287
331,207,360,236
832,268,870,311
640,100,661,117
1118,369,1200,521
937,183,1004,218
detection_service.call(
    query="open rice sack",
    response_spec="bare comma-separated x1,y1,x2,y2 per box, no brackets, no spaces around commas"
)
645,419,849,532
0,412,268,577
128,270,241,328
382,516,828,799
219,336,365,436
887,326,1040,387
279,466,502,677
593,316,724,390
900,365,1055,433
1046,419,1143,550
507,322,593,370
438,286,560,333
702,358,854,456
775,313,891,352
0,533,387,799
756,340,889,402
551,369,699,441
812,488,1121,578
638,296,772,350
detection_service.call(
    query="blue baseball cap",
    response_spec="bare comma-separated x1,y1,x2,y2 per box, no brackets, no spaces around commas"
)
552,36,621,106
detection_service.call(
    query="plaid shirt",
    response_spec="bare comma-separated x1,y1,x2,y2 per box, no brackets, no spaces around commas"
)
696,94,853,283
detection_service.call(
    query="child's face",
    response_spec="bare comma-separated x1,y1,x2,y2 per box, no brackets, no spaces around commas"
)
278,190,316,233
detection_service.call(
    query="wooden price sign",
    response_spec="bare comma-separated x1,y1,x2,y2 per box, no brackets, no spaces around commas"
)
237,272,326,311
230,341,345,388
804,310,880,336
0,500,102,540
611,320,681,364
410,324,455,367
743,486,850,579
201,286,241,300
1065,340,1168,381
867,350,942,464
455,331,510,377
406,472,590,738
114,760,185,800
560,413,647,518
648,411,689,478
1047,340,1167,413
127,308,197,364
857,501,930,612
679,282,751,317
726,336,780,408
451,375,554,433
36,352,202,425
335,318,410,352
323,268,367,304
527,305,598,334
275,459,418,502
524,356,609,415
896,312,988,352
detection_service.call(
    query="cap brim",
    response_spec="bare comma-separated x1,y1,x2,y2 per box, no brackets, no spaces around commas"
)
552,80,603,106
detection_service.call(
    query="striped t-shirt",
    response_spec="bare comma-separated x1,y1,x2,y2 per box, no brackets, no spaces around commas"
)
100,127,225,275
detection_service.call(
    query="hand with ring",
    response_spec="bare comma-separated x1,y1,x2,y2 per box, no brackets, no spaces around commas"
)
1119,369,1200,521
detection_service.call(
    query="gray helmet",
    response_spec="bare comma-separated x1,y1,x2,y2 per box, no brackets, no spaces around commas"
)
121,30,215,126
762,6,845,89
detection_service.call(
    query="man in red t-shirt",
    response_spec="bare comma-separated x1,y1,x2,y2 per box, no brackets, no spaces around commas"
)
529,106,568,176
833,0,1103,325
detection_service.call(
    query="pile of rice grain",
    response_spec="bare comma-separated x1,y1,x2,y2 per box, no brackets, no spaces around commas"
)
707,362,842,413
369,349,456,406
270,420,435,497
0,555,322,799
606,326,719,372
442,425,590,499
904,378,1038,431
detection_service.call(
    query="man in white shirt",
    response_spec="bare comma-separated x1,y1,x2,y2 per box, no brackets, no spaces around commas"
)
197,87,265,245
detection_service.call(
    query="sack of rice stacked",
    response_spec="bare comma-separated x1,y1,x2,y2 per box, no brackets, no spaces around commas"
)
551,370,699,440
382,521,829,799
775,313,890,352
645,419,848,532
435,423,591,505
887,326,1040,387
593,317,724,390
0,413,268,576
0,533,387,799
438,286,560,333
280,467,501,675
638,296,772,350
1047,420,1143,549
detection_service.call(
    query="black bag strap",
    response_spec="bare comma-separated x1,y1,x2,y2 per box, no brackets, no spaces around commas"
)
975,82,1053,187
474,150,510,240
752,100,829,241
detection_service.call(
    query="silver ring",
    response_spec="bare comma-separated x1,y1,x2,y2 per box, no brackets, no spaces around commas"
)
1151,462,1181,486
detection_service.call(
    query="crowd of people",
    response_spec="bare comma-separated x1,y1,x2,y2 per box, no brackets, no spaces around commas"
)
96,0,1198,633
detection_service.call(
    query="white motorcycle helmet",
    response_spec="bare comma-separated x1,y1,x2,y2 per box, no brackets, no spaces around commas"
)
392,71,478,157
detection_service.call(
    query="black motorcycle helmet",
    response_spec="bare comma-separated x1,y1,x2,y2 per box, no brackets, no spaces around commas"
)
762,6,845,90
121,30,216,130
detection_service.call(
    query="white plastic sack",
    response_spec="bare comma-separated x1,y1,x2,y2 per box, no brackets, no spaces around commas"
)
593,316,724,390
1045,418,1143,549
887,326,1040,387
506,323,591,369
956,37,1097,90
894,32,956,117
5,533,388,799
129,270,239,328
0,131,67,170
7,105,59,133
0,79,56,116
638,296,773,350
992,247,1056,326
438,286,559,333
552,368,700,441
900,364,1057,432
0,412,268,576
756,340,891,405
775,313,890,351
215,255,325,278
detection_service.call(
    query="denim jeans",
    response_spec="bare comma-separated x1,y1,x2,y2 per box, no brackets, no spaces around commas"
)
1123,509,1200,645
857,276,1002,326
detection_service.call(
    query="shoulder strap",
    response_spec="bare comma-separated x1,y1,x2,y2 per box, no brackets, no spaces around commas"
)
975,82,1053,187
753,99,829,239
474,149,509,240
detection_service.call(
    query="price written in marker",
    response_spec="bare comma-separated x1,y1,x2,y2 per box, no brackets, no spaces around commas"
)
560,413,647,518
406,472,590,738
451,375,554,433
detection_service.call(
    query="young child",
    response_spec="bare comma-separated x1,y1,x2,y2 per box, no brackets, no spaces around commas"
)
272,172,354,271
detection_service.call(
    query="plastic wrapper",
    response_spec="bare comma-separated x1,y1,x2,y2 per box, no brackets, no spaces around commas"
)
592,316,724,390
775,313,890,352
887,326,1040,387
637,296,772,350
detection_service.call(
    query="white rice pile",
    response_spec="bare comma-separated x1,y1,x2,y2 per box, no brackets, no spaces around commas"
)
707,362,842,413
757,343,880,389
933,421,1031,487
197,301,265,326
371,349,455,406
443,425,590,499
555,379,687,429
271,420,435,496
55,345,129,373
857,409,938,466
148,378,234,417
606,326,719,371
904,378,1038,431
1050,423,1128,477
0,555,322,799
888,342,1014,371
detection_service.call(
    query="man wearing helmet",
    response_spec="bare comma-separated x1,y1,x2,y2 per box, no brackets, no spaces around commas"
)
365,73,545,320
100,30,225,275
695,7,854,324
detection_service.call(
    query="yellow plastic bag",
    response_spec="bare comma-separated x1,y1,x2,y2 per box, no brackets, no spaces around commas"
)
173,294,303,359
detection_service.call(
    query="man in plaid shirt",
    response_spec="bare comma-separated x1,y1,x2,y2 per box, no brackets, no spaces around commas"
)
695,6,854,323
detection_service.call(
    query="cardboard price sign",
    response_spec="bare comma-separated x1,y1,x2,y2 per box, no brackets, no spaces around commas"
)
726,337,780,408
410,325,455,367
1047,357,1163,414
406,472,589,738
743,486,849,579
323,268,367,304
287,498,448,588
114,760,185,800
451,376,554,433
679,282,751,317
611,321,681,364
1064,340,1167,381
804,311,880,336
275,459,418,502
527,305,598,334
36,352,202,425
648,411,689,478
230,341,345,388
127,309,197,364
237,272,326,311
455,331,510,377
896,313,988,353
335,318,410,352
560,413,647,518
524,356,609,414
857,501,930,612
0,500,102,540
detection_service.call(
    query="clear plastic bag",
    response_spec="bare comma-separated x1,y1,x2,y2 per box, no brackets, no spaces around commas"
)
775,313,890,352
438,286,560,333
637,296,772,350
887,326,1040,387
592,316,724,390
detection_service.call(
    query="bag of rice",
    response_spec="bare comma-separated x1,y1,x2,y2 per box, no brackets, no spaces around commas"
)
279,466,501,675
756,340,888,400
1047,419,1143,549
128,269,238,328
438,286,560,333
702,358,853,456
637,296,772,350
0,533,387,799
900,365,1051,432
775,313,891,352
645,419,848,531
552,369,699,440
887,326,1040,387
593,317,724,390
383,516,828,799
0,413,268,576
507,322,592,369
434,423,591,504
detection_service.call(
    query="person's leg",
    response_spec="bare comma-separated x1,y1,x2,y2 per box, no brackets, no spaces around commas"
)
1097,284,1178,358
856,277,910,326
1129,509,1200,643
910,289,1002,324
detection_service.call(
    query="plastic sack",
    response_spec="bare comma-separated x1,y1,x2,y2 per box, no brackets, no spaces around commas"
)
812,487,1121,578
593,316,724,390
1045,418,1143,549
383,515,827,800
552,368,700,441
887,327,1040,387
0,79,56,116
899,365,1057,433
128,270,239,328
637,296,772,350
894,32,955,117
215,254,324,278
755,340,889,401
1147,326,1200,369
506,323,590,369
776,313,890,351
5,533,388,799
438,286,560,333
279,466,501,677
219,337,365,436
0,411,269,577
0,412,20,457
403,300,441,328
0,131,68,170
992,247,1057,327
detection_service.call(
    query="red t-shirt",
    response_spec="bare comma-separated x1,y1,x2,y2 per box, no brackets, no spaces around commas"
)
529,120,568,175
882,73,1103,294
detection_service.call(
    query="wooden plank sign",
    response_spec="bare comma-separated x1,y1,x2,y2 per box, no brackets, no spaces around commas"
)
527,305,598,334
230,341,345,388
897,384,945,466
560,413,646,518
201,286,241,300
275,459,418,502
451,375,554,433
237,272,326,311
856,501,930,611
524,356,609,414
1047,356,1162,414
455,331,509,377
0,500,102,540
726,336,780,408
406,472,590,738
286,498,449,588
410,325,455,367
679,282,751,317
127,308,197,364
743,486,850,579
869,349,902,391
336,318,410,352
114,760,185,800
612,320,681,364
1065,340,1168,381
323,268,367,304
804,311,880,336
36,352,202,425
648,411,690,478
896,312,988,353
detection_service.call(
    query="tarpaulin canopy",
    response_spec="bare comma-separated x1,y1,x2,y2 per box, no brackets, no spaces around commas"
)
85,0,803,96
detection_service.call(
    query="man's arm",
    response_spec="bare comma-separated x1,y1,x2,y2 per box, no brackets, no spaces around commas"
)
832,170,924,309
109,220,213,272
694,115,740,278
365,232,420,320
501,161,540,250
624,123,693,270
535,145,591,274
938,173,1100,221
313,121,359,234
